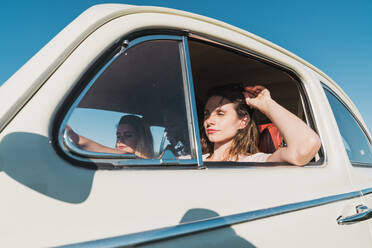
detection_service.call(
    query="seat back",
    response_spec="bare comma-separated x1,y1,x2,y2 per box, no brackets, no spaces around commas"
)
258,123,282,153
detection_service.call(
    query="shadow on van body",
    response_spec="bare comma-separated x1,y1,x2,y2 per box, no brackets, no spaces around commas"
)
140,208,256,248
0,132,94,203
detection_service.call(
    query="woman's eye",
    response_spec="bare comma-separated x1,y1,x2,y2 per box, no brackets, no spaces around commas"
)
217,111,224,116
124,134,133,138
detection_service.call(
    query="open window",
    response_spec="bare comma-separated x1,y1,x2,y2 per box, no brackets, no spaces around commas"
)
187,36,321,163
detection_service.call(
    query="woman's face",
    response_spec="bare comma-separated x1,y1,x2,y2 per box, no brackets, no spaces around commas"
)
204,96,248,145
115,124,138,153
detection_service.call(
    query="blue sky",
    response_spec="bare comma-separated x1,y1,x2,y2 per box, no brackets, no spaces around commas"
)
1,0,371,133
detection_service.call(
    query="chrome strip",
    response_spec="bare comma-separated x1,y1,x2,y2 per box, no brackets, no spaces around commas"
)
57,34,198,167
60,188,370,248
180,36,204,167
361,188,372,196
127,35,182,49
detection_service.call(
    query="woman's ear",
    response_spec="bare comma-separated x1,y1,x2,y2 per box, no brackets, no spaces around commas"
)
239,116,249,129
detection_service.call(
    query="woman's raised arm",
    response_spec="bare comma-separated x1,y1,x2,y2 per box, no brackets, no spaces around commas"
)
244,86,321,166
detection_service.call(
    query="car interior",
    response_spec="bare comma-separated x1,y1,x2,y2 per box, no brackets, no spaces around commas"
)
188,38,307,154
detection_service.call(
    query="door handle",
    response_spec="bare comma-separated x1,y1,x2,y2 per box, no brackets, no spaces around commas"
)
337,204,372,225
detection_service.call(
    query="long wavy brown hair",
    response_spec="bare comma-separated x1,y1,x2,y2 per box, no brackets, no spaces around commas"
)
200,84,260,161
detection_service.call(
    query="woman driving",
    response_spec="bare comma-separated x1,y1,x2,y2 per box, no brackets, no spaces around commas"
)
66,115,154,159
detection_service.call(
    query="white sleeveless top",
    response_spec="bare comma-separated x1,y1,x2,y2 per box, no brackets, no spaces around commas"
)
202,152,270,162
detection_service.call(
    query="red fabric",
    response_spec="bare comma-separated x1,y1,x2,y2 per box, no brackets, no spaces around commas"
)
259,123,282,150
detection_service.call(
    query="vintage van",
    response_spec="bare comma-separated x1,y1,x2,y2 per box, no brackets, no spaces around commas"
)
0,3,372,247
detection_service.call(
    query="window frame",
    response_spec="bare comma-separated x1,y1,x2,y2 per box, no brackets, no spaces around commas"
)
53,33,203,169
53,29,324,169
322,84,372,167
187,33,325,167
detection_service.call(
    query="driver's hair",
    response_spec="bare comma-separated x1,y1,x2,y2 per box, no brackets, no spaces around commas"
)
118,115,154,159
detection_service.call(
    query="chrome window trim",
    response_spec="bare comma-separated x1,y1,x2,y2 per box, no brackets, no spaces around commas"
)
322,84,372,167
361,188,372,196
126,34,183,49
57,34,198,167
180,36,204,167
60,187,371,248
188,33,326,166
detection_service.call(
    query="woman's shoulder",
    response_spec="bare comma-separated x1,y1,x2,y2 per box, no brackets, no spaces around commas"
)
238,152,271,162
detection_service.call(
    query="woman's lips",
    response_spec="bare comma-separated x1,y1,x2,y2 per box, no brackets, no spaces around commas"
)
207,129,218,134
117,145,127,149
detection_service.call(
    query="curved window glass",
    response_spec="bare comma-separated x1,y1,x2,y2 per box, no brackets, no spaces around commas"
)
324,87,372,165
59,38,196,166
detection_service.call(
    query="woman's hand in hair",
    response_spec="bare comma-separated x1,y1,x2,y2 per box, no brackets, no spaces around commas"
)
244,86,321,166
243,85,273,113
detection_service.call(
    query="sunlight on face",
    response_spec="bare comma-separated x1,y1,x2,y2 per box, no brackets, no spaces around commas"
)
115,124,137,153
204,96,247,145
